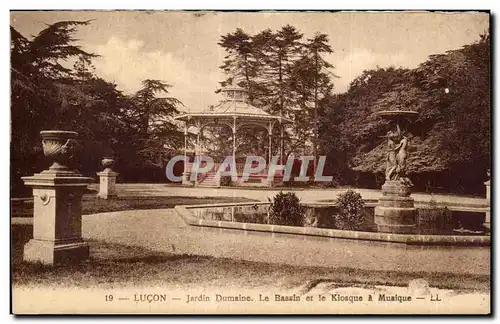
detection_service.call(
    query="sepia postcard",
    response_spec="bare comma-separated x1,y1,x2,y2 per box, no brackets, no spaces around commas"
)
10,10,491,315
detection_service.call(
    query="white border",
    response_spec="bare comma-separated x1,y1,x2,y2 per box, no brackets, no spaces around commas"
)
3,1,497,322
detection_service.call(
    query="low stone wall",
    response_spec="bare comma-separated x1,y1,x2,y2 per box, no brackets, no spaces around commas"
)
175,204,490,246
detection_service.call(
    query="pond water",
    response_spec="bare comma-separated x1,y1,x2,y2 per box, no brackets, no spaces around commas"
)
190,204,487,236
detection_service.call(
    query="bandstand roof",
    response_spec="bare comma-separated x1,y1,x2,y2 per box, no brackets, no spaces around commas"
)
174,85,293,128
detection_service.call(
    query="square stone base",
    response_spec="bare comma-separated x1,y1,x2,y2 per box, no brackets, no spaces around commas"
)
23,239,89,265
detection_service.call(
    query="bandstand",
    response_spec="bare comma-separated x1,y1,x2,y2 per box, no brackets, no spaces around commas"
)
174,85,292,187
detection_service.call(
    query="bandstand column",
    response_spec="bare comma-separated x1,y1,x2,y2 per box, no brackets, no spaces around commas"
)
196,132,201,156
182,123,190,185
232,117,237,163
268,131,272,163
268,121,273,163
192,121,202,186
184,124,187,157
195,120,201,158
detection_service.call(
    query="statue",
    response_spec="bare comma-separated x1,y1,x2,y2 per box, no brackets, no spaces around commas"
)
385,127,412,186
385,130,399,181
375,110,418,234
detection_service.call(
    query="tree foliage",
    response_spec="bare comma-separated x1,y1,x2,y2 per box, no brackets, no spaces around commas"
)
268,191,305,226
319,33,490,194
11,19,490,197
10,20,183,196
216,26,335,160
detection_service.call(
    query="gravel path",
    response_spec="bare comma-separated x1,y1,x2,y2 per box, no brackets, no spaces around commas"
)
88,183,488,207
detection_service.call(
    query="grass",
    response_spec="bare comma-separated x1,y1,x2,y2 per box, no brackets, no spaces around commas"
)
11,194,256,218
10,191,489,293
11,227,489,292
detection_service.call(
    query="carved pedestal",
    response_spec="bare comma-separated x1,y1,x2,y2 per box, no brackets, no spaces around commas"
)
374,180,416,234
22,170,93,265
97,168,119,199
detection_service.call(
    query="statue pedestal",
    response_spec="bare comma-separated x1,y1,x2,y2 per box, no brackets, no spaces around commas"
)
22,170,93,265
374,180,416,234
97,168,119,199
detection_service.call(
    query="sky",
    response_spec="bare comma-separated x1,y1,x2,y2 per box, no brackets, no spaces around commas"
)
10,11,489,113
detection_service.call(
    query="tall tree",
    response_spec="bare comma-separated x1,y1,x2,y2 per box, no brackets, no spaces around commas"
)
253,26,304,161
291,33,335,161
253,25,303,117
128,79,184,168
10,21,98,194
217,26,338,162
11,21,97,139
11,20,186,193
218,29,260,103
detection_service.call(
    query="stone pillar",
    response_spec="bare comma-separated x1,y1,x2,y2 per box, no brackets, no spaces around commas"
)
96,157,118,199
485,180,490,204
97,168,119,199
374,181,416,234
484,179,490,229
182,124,191,185
22,130,92,265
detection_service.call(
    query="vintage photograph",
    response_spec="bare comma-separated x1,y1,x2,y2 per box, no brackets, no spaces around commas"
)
10,10,490,314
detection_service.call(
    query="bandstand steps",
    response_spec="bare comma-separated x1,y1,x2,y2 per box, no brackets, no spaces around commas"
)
196,171,220,187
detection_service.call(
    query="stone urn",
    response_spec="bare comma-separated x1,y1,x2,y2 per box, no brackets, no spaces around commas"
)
101,157,115,170
40,130,78,171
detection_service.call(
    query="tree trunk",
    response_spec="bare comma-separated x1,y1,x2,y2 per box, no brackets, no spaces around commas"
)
244,55,252,104
278,52,284,162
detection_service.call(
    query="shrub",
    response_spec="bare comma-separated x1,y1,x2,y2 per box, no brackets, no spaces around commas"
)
334,190,365,230
268,192,305,226
417,197,453,231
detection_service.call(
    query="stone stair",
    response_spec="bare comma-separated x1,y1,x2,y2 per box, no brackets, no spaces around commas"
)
196,170,220,187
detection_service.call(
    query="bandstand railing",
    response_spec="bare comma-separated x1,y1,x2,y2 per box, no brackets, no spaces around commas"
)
184,161,284,183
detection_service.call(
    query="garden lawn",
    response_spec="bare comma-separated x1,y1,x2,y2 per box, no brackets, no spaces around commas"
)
12,234,489,292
